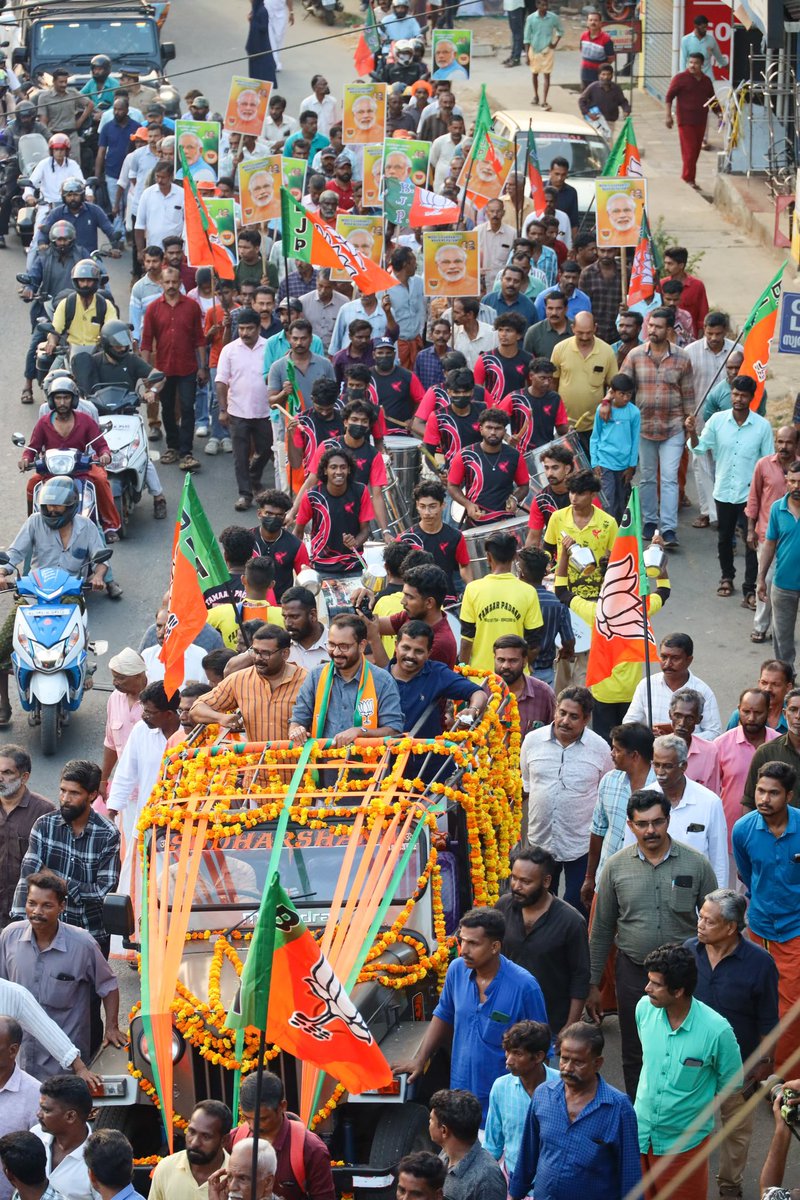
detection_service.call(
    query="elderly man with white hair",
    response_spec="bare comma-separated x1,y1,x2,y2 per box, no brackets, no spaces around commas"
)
209,1139,277,1200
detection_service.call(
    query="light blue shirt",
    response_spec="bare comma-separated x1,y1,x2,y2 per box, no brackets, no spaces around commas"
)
485,1067,561,1181
523,10,564,53
590,400,640,472
387,274,427,340
765,494,800,592
704,378,767,421
379,13,422,40
329,299,388,355
680,30,727,75
590,766,658,878
732,806,800,940
534,286,592,322
691,409,774,505
98,105,144,131
263,330,325,375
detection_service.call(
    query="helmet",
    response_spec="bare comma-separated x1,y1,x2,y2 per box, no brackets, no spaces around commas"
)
49,220,76,245
100,319,133,359
48,133,71,152
91,54,112,71
395,38,413,51
61,177,85,202
71,258,101,293
15,100,36,119
39,476,80,529
44,373,80,411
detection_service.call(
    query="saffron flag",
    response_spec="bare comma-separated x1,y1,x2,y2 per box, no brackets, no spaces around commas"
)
159,475,232,699
280,187,396,294
626,209,661,307
525,128,546,215
383,176,460,226
585,488,657,688
740,262,785,410
227,873,394,1095
354,5,381,77
180,148,236,280
601,116,642,179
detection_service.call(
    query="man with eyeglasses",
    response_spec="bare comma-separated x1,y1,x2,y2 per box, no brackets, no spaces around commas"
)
585,788,718,1099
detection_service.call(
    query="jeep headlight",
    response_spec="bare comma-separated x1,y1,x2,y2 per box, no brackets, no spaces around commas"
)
137,1029,185,1064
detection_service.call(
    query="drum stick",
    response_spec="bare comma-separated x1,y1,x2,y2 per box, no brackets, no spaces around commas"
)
420,446,443,474
272,404,295,422
384,415,420,434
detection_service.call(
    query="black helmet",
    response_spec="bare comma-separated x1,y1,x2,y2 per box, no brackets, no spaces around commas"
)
71,258,101,293
44,374,80,411
100,320,133,359
15,100,36,119
39,475,80,529
91,54,112,72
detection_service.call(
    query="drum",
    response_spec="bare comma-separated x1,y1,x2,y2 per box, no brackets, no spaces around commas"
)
525,431,590,492
384,436,421,533
360,541,387,592
462,515,528,580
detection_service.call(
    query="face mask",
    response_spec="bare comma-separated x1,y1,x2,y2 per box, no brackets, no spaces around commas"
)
347,423,367,439
450,396,471,410
260,516,283,532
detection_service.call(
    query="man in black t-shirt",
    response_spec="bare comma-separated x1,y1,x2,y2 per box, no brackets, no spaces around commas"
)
396,480,473,599
370,337,425,428
288,376,344,474
422,367,486,470
448,407,531,527
507,359,571,455
250,489,311,600
294,446,375,576
473,312,532,406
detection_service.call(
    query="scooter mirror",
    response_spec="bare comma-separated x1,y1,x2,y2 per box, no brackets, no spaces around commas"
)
11,433,26,447
93,549,113,564
16,274,31,285
93,639,109,656
0,552,9,566
101,421,113,432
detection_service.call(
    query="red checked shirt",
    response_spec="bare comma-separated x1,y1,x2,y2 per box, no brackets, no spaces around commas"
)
621,342,695,441
141,293,205,376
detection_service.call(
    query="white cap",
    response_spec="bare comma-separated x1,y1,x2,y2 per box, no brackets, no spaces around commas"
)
108,647,146,676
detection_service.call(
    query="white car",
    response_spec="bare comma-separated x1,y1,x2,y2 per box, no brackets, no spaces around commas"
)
492,108,609,217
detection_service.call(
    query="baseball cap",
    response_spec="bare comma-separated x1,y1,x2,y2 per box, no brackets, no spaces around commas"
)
334,153,350,166
375,336,395,349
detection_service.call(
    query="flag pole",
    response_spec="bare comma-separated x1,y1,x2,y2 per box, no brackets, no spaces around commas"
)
457,153,475,230
635,485,653,729
250,1026,268,1191
620,247,628,308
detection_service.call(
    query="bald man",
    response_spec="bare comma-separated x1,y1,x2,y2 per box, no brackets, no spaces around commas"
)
551,311,617,453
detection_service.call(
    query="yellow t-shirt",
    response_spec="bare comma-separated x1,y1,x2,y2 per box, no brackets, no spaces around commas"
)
373,589,405,659
53,295,119,347
545,505,619,600
550,336,617,432
207,603,284,650
570,589,667,704
460,572,543,672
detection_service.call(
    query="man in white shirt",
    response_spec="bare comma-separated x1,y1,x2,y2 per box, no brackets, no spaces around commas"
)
428,116,468,192
142,609,208,687
31,1075,94,1200
624,631,721,739
263,95,299,151
0,1020,46,1190
477,198,516,292
134,160,184,259
299,75,341,138
452,297,498,368
0,979,97,1087
622,734,728,887
685,314,738,527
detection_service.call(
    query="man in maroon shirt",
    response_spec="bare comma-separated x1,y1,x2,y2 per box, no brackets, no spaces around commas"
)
141,265,208,471
665,53,717,188
660,245,709,336
365,564,458,668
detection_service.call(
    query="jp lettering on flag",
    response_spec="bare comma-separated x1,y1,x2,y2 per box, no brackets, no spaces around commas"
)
280,186,396,293
586,488,657,688
626,209,661,307
159,475,232,698
601,116,643,179
383,176,460,226
740,262,786,409
227,872,393,1095
180,147,235,279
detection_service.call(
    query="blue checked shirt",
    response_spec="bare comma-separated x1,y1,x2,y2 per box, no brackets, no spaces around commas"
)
590,766,657,879
414,345,447,391
509,1076,642,1200
534,586,574,673
485,1067,561,1180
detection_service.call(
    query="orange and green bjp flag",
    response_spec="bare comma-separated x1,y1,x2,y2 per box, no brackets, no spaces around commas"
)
384,176,461,226
601,116,642,179
227,873,394,1095
280,187,396,294
180,148,236,280
740,262,785,410
626,209,660,307
586,488,657,688
354,4,381,76
525,128,546,215
159,475,231,699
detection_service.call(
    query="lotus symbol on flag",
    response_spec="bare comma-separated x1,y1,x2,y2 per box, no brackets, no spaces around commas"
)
289,955,375,1044
595,552,655,645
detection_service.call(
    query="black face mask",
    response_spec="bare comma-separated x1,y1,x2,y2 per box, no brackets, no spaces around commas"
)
450,396,471,411
347,423,368,439
260,516,283,532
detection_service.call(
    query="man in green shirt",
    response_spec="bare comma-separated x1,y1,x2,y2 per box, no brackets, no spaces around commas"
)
636,943,742,1200
586,788,718,1098
523,0,564,109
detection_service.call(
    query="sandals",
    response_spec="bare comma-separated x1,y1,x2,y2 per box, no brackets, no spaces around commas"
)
0,706,12,728
692,515,710,528
750,631,768,643
160,449,179,465
741,594,756,610
20,388,33,405
717,579,734,597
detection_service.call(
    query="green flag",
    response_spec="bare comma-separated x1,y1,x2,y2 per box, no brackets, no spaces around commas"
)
467,84,493,165
285,358,302,416
601,116,642,178
228,872,279,1031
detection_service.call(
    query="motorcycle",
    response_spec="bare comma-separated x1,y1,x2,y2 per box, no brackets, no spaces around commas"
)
301,0,341,25
13,131,48,245
90,369,164,535
12,428,112,531
0,549,111,755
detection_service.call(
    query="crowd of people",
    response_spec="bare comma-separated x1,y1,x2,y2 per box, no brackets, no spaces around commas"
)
0,9,799,1200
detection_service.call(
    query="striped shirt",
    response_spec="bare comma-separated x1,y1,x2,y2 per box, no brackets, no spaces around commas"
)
198,663,307,742
533,584,574,672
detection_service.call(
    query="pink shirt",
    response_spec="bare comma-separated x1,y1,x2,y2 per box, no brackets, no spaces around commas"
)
215,336,269,420
103,689,143,754
686,734,720,795
714,723,779,843
745,453,788,543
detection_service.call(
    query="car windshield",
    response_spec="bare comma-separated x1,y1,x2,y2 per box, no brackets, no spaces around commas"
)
32,19,159,62
155,825,427,910
512,130,609,177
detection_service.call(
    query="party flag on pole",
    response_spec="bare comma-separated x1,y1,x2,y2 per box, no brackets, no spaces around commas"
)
383,176,460,226
626,209,661,306
227,873,394,1095
159,475,231,699
740,262,786,410
586,488,657,688
526,128,546,215
467,84,493,165
280,187,396,294
180,148,236,279
601,116,643,179
354,5,381,77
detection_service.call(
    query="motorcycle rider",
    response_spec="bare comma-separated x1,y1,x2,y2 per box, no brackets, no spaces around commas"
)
0,100,50,249
82,321,167,519
37,177,122,256
23,134,85,254
46,259,119,391
375,38,429,85
19,221,91,405
21,374,122,540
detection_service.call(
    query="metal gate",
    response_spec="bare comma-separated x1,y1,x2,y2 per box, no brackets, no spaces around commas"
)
642,0,674,99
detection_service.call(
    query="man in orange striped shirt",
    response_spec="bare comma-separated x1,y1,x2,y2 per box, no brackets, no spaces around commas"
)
189,624,306,742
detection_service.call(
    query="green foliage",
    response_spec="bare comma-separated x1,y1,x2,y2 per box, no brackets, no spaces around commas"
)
651,217,705,274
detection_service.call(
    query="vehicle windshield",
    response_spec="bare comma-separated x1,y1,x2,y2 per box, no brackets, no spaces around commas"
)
512,131,609,177
155,825,427,910
32,19,159,63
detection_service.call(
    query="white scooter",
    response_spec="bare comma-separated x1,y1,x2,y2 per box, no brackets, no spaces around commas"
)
89,371,164,535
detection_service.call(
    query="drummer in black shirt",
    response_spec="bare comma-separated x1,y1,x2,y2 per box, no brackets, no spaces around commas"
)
448,408,530,528
250,489,311,601
396,480,474,599
371,337,425,431
422,367,486,471
411,349,487,439
507,359,570,455
525,443,593,548
473,313,532,406
288,377,344,475
294,446,374,577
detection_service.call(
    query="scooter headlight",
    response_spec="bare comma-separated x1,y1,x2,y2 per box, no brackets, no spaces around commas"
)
44,450,76,475
30,638,67,670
